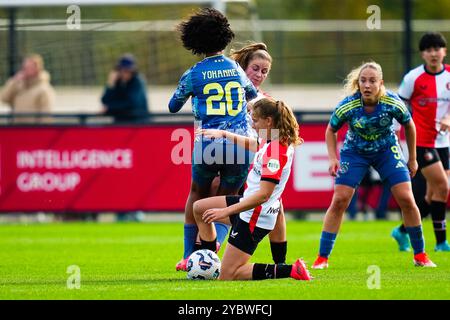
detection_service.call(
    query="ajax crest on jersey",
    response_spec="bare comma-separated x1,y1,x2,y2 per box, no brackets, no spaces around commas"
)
379,116,390,127
186,249,221,280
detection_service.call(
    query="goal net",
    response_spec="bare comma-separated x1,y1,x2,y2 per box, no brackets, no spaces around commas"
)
0,0,258,87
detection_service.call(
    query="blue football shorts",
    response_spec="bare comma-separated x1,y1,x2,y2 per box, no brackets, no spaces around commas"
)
335,145,411,189
192,139,253,190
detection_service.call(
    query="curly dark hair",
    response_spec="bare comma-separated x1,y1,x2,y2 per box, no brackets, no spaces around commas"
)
177,7,235,55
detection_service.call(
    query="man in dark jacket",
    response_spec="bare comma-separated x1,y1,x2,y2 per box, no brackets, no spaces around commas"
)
101,54,149,124
101,54,148,222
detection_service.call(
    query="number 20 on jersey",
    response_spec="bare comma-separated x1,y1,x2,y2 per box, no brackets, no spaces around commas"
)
204,81,244,116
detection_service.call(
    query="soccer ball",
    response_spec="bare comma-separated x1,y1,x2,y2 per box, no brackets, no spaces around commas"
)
186,249,221,280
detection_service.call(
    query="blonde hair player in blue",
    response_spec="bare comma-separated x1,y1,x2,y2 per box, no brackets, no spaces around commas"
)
312,61,436,269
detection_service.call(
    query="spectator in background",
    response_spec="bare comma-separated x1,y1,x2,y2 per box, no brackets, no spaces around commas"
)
1,54,55,124
101,54,149,124
101,54,149,222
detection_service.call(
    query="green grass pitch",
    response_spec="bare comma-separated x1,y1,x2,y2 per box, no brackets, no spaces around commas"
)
0,220,449,300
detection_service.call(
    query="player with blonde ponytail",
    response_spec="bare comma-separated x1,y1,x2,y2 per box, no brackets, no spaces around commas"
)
312,61,436,269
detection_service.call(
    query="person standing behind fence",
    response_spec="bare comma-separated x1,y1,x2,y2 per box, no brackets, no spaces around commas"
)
1,54,55,124
101,54,149,124
101,54,149,222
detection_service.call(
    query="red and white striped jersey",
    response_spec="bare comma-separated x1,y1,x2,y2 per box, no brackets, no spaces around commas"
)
239,139,294,231
398,64,450,148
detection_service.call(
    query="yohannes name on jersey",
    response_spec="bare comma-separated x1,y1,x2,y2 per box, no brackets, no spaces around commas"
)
202,69,238,80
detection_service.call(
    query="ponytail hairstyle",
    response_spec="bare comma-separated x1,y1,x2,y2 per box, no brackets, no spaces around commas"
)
252,98,303,146
343,61,386,100
230,42,272,71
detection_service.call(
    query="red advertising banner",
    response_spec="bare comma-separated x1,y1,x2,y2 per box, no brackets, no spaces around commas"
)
0,126,193,212
0,124,410,213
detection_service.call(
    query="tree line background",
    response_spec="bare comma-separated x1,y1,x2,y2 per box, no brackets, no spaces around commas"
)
0,0,449,86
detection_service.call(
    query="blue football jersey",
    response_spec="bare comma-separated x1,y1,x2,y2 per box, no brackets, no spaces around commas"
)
169,55,258,136
329,91,412,153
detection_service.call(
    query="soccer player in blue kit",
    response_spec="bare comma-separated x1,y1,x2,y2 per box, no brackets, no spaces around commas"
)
311,62,436,269
168,8,258,271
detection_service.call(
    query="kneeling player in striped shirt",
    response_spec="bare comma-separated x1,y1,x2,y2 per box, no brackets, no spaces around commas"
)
193,98,311,281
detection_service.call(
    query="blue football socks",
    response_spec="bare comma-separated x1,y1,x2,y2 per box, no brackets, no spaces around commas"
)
405,225,425,255
214,222,230,247
183,224,198,259
319,231,337,258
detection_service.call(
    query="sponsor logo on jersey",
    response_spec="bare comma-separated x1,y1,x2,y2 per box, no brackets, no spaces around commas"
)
358,132,381,141
267,206,280,215
230,231,238,238
267,159,280,173
416,97,449,107
253,167,262,175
